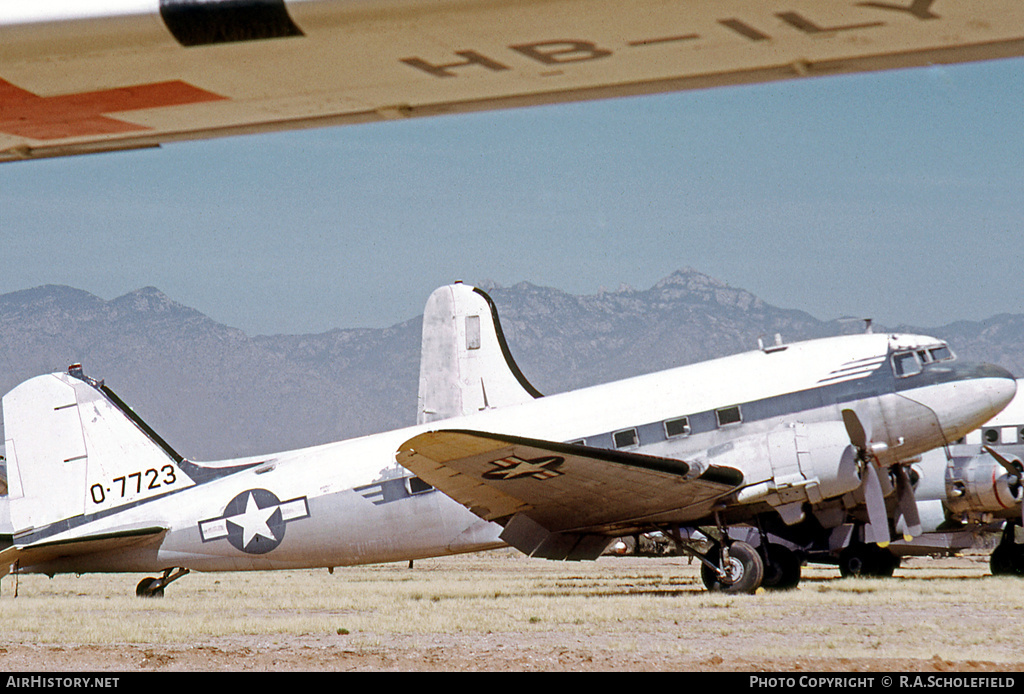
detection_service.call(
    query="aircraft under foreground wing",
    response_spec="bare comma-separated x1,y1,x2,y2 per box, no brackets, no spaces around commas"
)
3,0,1024,161
397,429,744,560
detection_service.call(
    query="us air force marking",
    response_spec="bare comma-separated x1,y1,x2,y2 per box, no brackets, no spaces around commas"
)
483,455,564,481
199,489,309,554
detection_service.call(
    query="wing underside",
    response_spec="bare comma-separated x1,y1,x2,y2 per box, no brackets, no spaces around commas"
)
3,0,1024,161
397,429,743,559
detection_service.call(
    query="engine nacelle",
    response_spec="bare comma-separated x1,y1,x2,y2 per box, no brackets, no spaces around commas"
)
733,421,862,524
946,451,1023,518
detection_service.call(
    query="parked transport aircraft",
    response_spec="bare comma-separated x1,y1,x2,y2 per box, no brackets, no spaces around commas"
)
3,0,1024,161
0,283,1012,594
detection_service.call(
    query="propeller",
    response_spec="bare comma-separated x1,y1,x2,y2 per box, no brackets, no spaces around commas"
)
893,465,923,540
984,445,1024,526
841,408,922,545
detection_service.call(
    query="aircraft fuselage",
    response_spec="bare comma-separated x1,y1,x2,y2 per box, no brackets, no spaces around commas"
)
5,331,1013,576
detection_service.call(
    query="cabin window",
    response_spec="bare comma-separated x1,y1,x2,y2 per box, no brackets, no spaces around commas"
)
984,428,1000,444
892,351,922,377
664,416,691,438
405,476,434,495
613,428,639,449
716,406,742,427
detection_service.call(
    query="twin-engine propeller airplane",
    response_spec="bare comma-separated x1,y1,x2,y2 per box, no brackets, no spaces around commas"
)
3,0,1024,161
0,283,1015,594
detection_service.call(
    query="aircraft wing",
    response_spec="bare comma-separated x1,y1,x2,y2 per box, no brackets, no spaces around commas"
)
0,527,167,578
396,429,743,558
4,0,1024,162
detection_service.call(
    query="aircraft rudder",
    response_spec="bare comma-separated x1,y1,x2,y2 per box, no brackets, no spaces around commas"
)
2,366,194,533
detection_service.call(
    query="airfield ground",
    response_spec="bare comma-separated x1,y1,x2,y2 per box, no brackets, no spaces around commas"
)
1,549,1022,672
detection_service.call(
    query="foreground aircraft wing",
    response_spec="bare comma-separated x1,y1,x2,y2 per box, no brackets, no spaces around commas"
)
397,429,743,559
3,0,1024,161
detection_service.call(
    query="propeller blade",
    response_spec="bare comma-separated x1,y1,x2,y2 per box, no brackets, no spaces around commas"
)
893,466,922,540
862,462,891,546
984,445,1024,477
841,409,869,450
982,446,1024,526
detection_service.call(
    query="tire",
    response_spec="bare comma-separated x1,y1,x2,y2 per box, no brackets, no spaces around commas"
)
838,545,898,578
700,541,764,594
761,544,801,590
136,577,165,598
990,543,1024,576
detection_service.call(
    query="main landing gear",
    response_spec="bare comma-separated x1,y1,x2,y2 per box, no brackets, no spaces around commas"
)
698,540,764,593
990,522,1024,576
759,543,802,590
136,568,190,597
837,542,900,578
665,524,765,593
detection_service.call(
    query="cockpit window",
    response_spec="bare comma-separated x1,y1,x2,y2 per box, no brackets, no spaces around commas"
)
928,345,953,362
892,351,922,377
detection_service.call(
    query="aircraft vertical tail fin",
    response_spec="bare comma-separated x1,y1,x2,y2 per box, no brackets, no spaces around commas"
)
2,366,194,534
417,283,541,424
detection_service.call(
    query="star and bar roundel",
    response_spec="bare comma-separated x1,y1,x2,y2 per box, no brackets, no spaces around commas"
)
483,455,565,481
199,489,309,555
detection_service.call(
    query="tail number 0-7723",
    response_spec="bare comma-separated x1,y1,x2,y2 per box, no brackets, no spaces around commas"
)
90,465,178,505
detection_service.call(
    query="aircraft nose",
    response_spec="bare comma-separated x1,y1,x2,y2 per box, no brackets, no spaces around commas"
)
951,361,1017,424
896,361,1017,448
977,363,1017,412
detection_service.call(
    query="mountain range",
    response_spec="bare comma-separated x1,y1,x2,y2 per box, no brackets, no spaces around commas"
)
0,268,1020,460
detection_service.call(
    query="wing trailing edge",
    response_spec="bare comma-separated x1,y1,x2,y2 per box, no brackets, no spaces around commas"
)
396,429,744,559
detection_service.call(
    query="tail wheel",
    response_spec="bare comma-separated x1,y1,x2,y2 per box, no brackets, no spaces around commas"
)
136,577,165,598
135,567,189,597
700,541,764,594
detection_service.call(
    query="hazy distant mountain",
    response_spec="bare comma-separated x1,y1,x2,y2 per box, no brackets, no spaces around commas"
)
0,269,1019,460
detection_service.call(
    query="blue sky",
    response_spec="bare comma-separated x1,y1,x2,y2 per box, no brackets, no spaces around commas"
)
1,57,1022,335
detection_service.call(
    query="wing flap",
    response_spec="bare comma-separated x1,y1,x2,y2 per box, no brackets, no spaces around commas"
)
397,430,743,536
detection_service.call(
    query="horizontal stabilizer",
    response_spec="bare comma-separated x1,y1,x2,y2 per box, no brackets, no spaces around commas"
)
396,430,743,538
0,526,166,578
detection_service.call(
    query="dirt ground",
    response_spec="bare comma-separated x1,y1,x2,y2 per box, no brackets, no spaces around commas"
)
1,550,1022,672
2,638,1021,672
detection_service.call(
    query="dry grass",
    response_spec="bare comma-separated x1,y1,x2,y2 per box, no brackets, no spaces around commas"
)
1,549,1022,671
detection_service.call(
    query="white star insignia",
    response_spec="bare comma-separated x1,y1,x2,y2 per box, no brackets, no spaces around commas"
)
229,492,279,548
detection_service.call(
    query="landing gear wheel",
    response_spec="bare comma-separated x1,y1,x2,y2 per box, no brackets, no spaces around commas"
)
134,568,189,597
839,545,899,578
991,524,1024,576
990,544,1017,576
761,544,801,590
700,541,764,594
136,577,165,598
